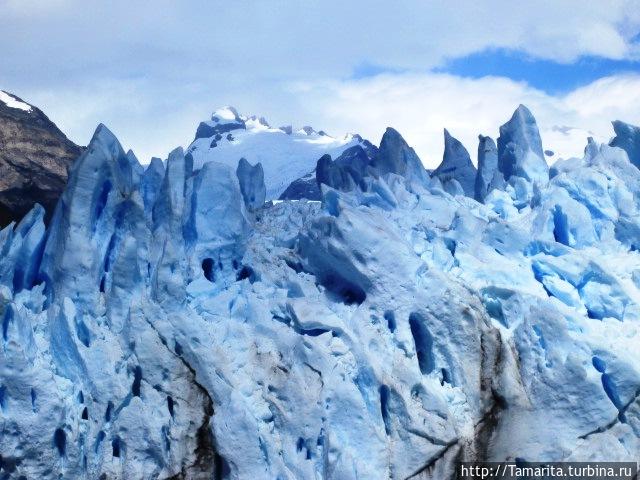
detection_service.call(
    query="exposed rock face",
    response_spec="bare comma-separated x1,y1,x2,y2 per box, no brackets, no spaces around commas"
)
0,90,82,226
431,129,477,197
610,120,640,168
278,171,321,201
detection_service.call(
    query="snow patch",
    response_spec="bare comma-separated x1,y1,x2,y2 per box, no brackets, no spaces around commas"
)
0,90,33,112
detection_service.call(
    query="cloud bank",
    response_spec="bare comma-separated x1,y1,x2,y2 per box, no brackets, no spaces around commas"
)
1,0,639,164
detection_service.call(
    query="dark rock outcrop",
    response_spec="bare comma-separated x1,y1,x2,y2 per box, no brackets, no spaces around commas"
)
0,90,82,226
278,172,321,201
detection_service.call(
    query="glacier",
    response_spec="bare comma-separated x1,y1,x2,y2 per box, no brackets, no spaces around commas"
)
1,105,640,479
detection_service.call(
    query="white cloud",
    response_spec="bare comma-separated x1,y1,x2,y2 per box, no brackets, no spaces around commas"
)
23,71,640,170
2,1,639,164
290,72,640,168
1,0,638,86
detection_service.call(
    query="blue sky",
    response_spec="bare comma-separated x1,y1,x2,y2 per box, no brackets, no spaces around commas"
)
1,0,639,166
437,50,640,94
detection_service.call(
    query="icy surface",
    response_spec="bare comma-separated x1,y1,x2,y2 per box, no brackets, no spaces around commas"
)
187,107,363,200
236,158,266,212
475,135,502,201
432,129,477,198
2,108,640,479
497,104,549,187
610,120,640,169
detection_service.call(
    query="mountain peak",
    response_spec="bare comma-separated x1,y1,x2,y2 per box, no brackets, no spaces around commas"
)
211,106,242,123
187,108,366,199
0,90,82,225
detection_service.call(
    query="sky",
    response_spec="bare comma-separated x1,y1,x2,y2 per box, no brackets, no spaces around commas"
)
1,0,640,168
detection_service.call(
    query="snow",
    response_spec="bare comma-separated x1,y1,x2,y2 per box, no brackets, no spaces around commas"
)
187,107,363,199
0,90,33,112
213,106,240,122
2,107,640,478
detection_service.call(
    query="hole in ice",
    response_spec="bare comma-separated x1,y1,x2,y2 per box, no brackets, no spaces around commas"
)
586,308,602,320
319,274,366,305
75,317,91,347
214,452,232,479
592,356,607,373
0,385,6,410
440,368,451,386
2,306,14,341
132,366,142,397
174,340,183,356
379,384,391,435
167,396,175,417
201,258,215,282
162,425,171,451
384,311,396,332
552,205,570,246
111,437,121,458
236,265,257,283
53,428,66,456
82,407,89,420
103,234,117,273
411,383,425,399
296,437,305,453
94,180,112,224
0,454,21,473
105,401,114,422
78,390,84,404
409,312,435,375
95,431,106,453
443,238,457,256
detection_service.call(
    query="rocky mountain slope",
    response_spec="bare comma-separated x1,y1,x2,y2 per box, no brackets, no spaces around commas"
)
1,104,640,479
0,90,82,226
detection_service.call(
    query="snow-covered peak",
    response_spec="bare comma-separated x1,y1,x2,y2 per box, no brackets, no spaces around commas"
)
211,105,242,124
0,90,33,112
188,107,366,199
